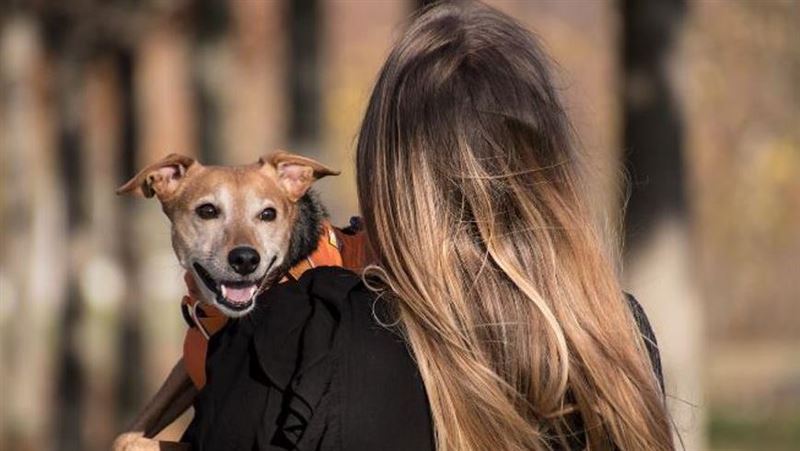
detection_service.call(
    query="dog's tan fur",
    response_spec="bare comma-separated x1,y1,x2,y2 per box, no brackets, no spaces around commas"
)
112,151,338,450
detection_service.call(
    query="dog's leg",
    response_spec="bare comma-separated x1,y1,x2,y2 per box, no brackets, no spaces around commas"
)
113,358,196,451
131,358,196,436
143,367,197,438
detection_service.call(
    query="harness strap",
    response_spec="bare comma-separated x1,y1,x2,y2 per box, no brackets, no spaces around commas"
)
181,220,364,389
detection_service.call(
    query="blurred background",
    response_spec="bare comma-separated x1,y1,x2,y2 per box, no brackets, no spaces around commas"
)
1,0,798,450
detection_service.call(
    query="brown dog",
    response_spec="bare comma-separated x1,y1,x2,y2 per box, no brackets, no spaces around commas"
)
112,151,339,450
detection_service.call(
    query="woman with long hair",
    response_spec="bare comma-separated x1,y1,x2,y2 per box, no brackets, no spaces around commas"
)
184,2,674,450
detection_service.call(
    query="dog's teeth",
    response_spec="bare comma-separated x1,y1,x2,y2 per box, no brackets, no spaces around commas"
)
221,285,227,298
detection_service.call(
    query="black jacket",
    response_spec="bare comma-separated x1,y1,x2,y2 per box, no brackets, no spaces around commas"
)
182,266,662,450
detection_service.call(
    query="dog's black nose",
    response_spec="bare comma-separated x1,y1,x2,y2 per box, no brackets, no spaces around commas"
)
228,247,261,275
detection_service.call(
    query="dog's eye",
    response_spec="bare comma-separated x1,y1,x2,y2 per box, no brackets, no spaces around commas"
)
195,203,219,220
259,207,277,222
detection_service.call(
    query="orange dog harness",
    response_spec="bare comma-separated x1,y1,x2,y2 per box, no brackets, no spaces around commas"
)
181,220,370,389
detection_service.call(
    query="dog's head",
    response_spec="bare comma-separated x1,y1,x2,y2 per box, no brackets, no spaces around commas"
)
117,151,339,317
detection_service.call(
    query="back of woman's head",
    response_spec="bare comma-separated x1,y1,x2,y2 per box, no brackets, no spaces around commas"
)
356,2,673,450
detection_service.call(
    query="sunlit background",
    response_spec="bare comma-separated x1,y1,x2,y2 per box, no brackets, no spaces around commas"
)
1,1,798,450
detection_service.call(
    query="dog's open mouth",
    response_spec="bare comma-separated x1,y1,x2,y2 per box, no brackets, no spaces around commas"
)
192,263,260,312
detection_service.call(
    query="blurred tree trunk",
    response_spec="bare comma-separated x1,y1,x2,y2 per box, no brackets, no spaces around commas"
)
319,0,409,223
115,47,146,434
120,12,197,440
191,0,228,164
82,56,125,450
620,0,705,449
287,0,320,154
222,0,285,163
53,46,87,451
0,16,65,451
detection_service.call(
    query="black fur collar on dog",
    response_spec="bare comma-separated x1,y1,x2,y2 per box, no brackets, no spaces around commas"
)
283,190,328,271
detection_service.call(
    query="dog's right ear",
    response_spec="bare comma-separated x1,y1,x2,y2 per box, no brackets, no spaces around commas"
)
116,153,196,199
260,150,340,202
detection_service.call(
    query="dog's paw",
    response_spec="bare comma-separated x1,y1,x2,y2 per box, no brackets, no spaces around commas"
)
111,432,160,451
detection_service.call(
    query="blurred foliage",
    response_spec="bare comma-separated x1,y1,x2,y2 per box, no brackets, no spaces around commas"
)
709,409,800,451
683,0,800,341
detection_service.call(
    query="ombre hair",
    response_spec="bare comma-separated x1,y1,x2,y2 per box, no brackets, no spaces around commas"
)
356,2,673,450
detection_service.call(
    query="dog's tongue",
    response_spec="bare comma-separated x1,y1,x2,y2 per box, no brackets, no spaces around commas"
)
221,284,257,304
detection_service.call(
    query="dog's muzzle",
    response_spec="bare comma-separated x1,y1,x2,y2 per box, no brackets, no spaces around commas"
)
192,256,277,314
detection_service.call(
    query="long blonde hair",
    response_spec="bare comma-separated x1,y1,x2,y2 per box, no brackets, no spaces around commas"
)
356,2,672,450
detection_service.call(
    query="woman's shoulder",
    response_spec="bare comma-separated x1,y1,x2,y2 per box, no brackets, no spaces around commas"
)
254,266,434,450
250,265,408,377
296,266,432,411
248,266,366,386
624,292,664,392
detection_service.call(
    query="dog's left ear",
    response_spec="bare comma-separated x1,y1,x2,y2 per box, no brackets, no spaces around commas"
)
116,153,197,199
260,150,340,202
